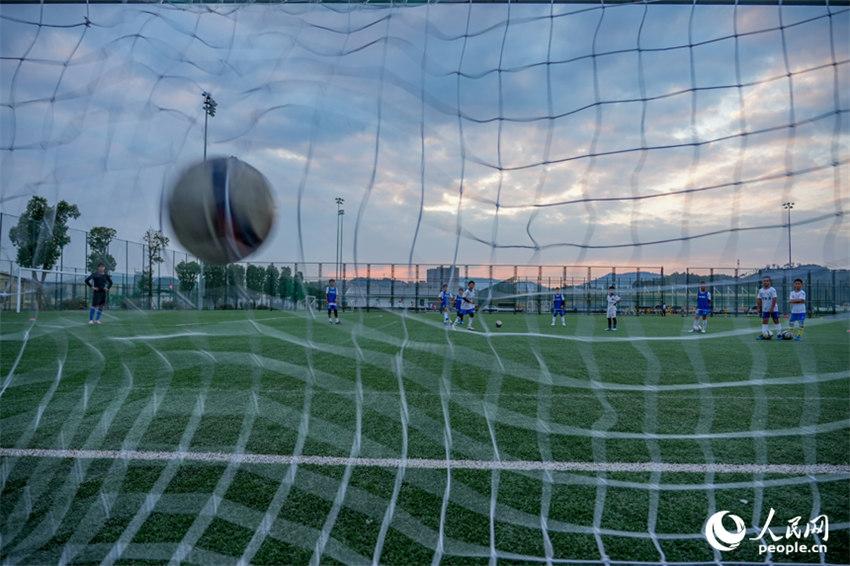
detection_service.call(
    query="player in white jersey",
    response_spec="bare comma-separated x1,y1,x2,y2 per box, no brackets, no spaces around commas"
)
605,286,621,331
756,276,782,339
452,281,476,331
788,278,806,340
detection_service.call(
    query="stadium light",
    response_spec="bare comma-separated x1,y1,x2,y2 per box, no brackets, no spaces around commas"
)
783,201,794,267
335,197,345,281
202,92,217,161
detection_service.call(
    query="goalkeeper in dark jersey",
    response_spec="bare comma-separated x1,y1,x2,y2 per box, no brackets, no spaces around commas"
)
85,263,113,325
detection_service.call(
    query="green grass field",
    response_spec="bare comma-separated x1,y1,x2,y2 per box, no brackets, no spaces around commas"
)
1,309,848,565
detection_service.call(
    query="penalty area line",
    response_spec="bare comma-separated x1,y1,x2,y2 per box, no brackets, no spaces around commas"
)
1,448,848,475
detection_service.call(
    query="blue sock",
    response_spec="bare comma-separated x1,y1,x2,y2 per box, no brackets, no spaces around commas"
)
89,308,95,321
96,309,103,321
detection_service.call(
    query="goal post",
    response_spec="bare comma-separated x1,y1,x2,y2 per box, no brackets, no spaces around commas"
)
8,266,91,313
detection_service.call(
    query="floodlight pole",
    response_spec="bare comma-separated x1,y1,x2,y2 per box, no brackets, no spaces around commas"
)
335,197,345,281
783,201,794,267
199,92,217,311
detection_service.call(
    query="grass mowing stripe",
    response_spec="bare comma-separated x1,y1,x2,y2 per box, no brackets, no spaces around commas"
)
235,315,320,566
7,450,846,475
370,315,413,566
628,317,666,562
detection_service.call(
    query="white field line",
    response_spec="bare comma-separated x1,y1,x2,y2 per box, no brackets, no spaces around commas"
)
2,448,849,475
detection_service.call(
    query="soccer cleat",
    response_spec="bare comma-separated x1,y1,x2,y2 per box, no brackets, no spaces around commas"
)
96,321,102,325
467,326,474,331
794,336,802,341
562,322,566,326
700,329,706,334
613,327,617,331
605,328,611,331
775,334,782,340
551,322,555,326
757,335,768,340
688,329,697,333
88,320,94,325
335,319,340,325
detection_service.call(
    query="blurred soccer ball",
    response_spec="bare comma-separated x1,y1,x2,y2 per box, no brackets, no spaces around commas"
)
495,320,503,328
166,157,276,264
782,330,793,340
762,330,773,339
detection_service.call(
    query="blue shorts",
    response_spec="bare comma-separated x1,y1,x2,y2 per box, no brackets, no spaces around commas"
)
553,309,565,316
328,304,338,312
789,312,806,322
695,309,710,317
761,311,780,321
460,308,475,316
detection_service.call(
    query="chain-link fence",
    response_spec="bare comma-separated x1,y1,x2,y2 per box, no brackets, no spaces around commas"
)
2,212,848,314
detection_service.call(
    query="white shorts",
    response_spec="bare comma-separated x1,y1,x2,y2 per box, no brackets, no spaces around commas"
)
607,306,617,318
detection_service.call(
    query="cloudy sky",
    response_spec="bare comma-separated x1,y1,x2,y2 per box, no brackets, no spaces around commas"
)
1,1,847,271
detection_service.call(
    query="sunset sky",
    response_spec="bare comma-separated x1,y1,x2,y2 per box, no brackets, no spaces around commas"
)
1,1,847,272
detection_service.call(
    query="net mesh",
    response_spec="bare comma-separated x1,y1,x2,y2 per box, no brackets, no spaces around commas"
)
1,1,848,565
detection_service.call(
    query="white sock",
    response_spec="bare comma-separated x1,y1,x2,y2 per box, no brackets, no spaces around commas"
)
762,323,768,333
702,320,707,330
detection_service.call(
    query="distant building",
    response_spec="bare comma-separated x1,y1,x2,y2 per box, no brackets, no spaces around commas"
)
426,265,459,286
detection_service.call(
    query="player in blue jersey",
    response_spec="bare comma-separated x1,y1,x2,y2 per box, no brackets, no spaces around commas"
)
551,287,566,326
689,281,712,334
438,284,452,325
453,287,464,326
85,263,112,324
326,279,340,324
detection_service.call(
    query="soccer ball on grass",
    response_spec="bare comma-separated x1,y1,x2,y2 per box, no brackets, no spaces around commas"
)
495,320,503,328
761,329,773,340
166,157,276,264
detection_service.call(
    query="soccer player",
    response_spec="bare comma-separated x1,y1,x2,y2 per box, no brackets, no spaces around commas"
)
438,284,452,325
85,262,112,325
551,287,566,326
606,285,621,331
453,281,476,331
326,279,340,324
453,287,465,326
788,278,806,341
756,276,782,339
689,281,712,333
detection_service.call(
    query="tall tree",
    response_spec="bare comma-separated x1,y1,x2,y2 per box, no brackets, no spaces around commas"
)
176,260,201,293
87,226,118,273
142,228,169,309
227,264,246,288
264,264,279,299
278,265,292,302
246,264,265,293
203,263,226,307
8,196,81,308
